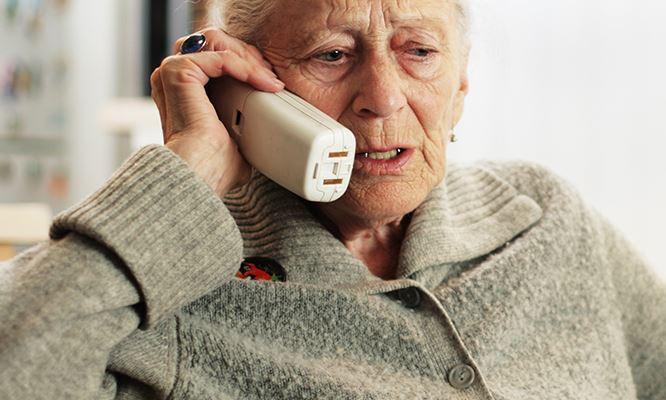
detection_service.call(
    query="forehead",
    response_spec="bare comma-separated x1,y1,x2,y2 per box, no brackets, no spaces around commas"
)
263,0,454,47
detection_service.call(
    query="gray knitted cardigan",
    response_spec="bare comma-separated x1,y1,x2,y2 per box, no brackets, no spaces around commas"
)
1,145,664,399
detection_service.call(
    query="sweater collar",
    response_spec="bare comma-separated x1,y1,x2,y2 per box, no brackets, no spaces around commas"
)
224,163,542,289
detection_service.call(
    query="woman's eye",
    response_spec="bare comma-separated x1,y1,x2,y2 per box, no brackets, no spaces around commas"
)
408,48,435,58
314,50,346,63
305,49,354,82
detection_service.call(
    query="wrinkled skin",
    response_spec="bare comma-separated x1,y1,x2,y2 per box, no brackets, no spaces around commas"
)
153,0,469,279
256,0,469,278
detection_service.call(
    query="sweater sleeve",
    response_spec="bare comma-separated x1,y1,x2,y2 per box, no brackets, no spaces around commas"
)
0,145,244,399
597,212,666,400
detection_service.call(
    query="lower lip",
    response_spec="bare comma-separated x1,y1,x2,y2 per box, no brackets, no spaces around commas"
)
353,148,414,175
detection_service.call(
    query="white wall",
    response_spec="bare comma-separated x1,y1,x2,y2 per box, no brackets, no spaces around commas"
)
452,0,666,279
66,0,117,204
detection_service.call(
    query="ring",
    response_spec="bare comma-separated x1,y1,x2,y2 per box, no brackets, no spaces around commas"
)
181,33,207,54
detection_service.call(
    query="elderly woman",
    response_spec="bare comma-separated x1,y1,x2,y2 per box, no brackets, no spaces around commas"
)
1,0,665,399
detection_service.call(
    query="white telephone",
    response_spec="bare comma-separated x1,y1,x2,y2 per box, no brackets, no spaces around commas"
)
214,76,356,202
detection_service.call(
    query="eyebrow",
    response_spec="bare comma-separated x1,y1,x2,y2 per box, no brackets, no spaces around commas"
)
298,16,447,49
390,15,447,25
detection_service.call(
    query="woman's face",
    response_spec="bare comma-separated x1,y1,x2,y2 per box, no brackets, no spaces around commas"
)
259,0,469,222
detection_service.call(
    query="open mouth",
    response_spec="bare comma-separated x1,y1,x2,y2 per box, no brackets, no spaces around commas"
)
354,148,413,175
357,148,405,160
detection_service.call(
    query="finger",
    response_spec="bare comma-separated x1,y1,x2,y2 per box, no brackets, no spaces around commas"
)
149,67,169,142
174,28,274,71
160,51,284,132
247,45,273,70
173,28,267,66
162,50,283,92
173,29,236,54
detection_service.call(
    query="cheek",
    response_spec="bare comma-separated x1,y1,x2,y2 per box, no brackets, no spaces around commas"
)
407,81,452,143
408,80,456,179
277,66,352,118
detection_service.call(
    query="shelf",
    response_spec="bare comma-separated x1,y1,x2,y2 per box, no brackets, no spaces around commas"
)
101,97,161,134
0,136,65,156
0,203,52,244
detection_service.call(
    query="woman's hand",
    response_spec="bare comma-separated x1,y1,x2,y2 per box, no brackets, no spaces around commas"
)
150,28,284,197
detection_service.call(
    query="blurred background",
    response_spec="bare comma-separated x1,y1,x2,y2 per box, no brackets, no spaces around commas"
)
0,0,664,280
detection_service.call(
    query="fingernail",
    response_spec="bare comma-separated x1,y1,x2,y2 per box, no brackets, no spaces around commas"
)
272,78,285,87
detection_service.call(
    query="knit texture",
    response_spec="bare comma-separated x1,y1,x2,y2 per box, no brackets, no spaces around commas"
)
1,145,664,399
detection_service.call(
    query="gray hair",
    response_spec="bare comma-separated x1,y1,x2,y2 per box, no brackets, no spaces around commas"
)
204,0,471,59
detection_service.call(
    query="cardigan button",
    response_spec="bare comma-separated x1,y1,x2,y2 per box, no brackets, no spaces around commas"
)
448,363,475,390
396,287,422,309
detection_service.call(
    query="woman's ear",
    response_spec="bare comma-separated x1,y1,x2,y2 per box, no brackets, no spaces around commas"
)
451,69,469,128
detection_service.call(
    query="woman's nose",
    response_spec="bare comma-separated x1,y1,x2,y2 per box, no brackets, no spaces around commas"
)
351,57,407,119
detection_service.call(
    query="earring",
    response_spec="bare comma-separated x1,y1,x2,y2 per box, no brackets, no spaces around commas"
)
449,130,458,143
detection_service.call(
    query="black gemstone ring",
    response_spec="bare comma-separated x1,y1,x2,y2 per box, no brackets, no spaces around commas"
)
180,34,207,54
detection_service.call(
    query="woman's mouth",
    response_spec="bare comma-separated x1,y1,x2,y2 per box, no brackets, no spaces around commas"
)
354,148,414,175
360,148,402,160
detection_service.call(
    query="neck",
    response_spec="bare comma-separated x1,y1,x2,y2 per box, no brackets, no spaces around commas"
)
307,203,411,279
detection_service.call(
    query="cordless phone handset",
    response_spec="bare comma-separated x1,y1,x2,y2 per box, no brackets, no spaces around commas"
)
215,76,356,202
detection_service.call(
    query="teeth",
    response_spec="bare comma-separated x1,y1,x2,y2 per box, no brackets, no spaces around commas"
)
364,149,401,160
